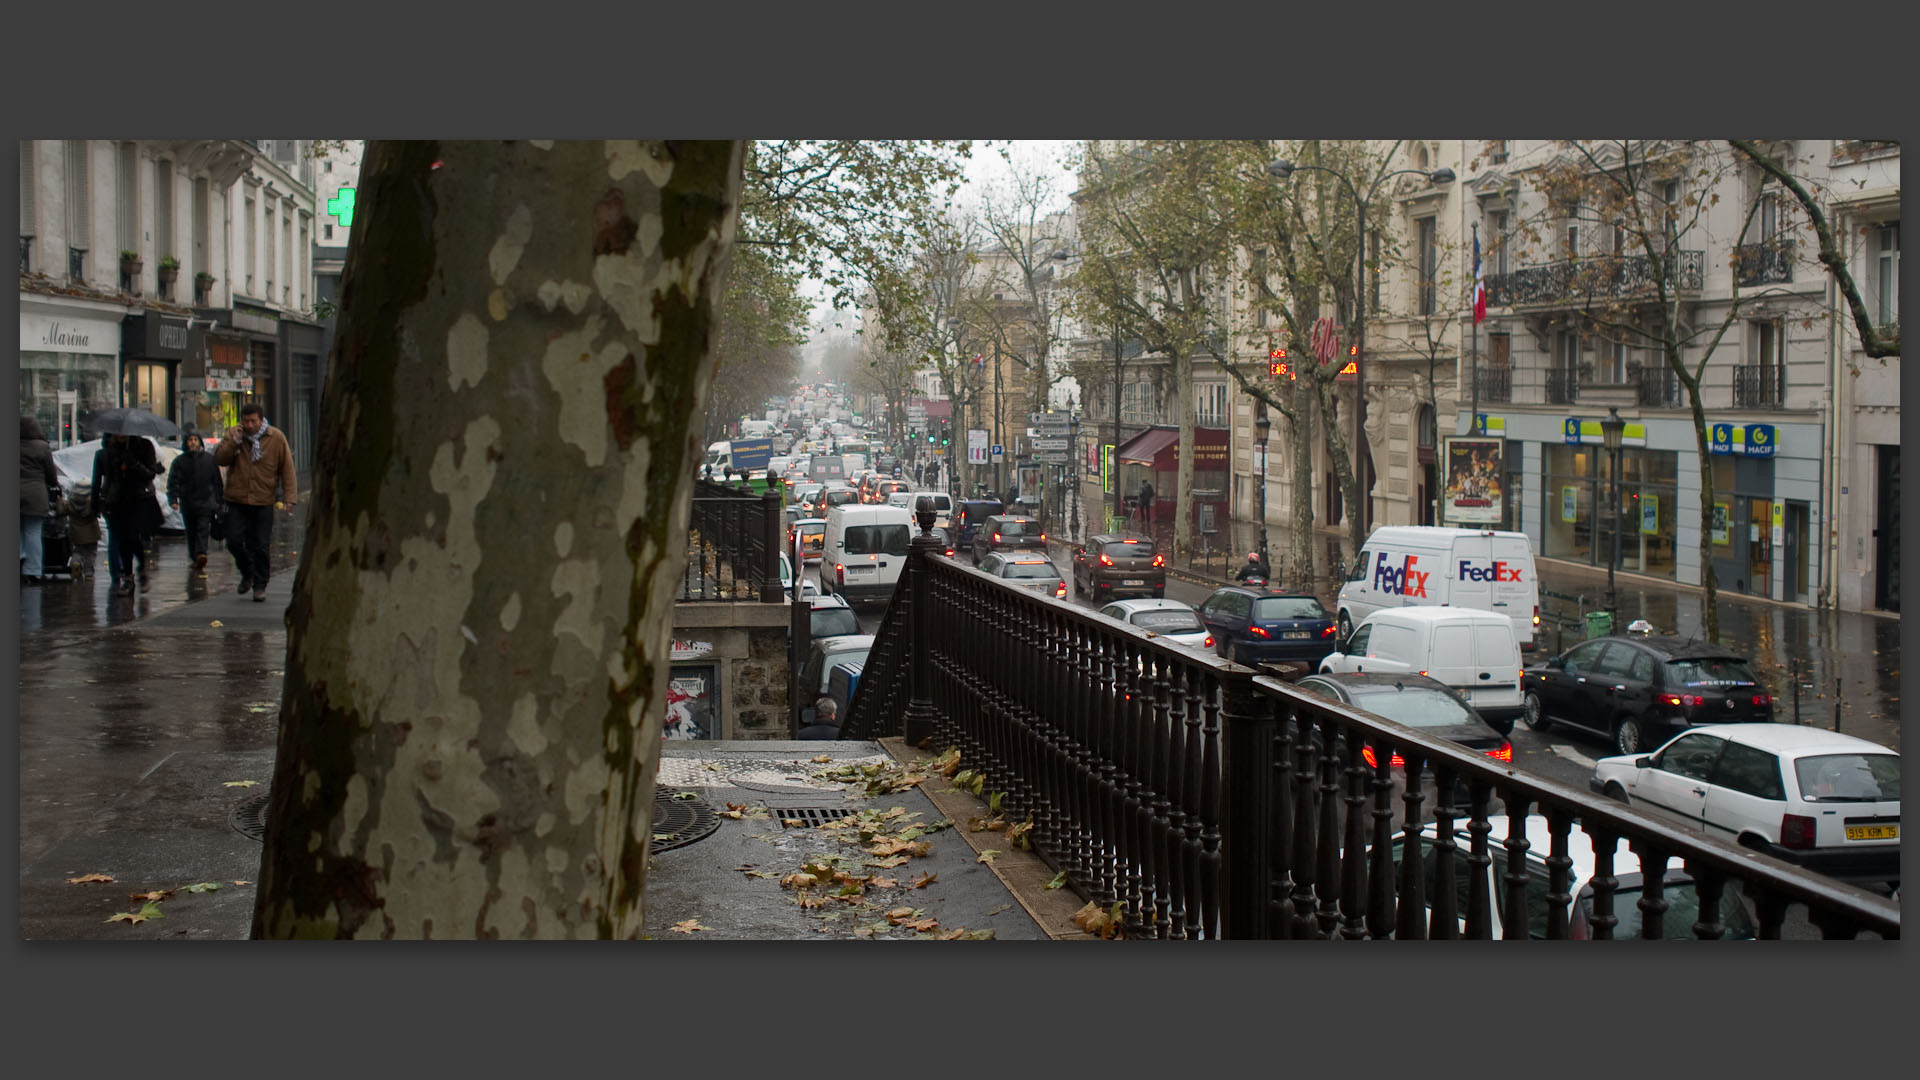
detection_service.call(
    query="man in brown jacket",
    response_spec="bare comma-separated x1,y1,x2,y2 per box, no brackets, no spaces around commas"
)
213,403,298,602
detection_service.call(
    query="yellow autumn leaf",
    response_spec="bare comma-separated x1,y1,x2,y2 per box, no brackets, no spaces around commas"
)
67,873,114,885
910,872,938,889
669,919,709,934
780,872,818,890
223,780,259,788
977,850,1000,864
209,620,224,628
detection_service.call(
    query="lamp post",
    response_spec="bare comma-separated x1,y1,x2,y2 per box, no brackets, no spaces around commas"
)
1268,154,1455,552
1253,406,1272,574
1600,406,1626,629
1068,396,1081,543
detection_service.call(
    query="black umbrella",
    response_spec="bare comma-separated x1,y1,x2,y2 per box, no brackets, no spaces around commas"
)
90,407,181,439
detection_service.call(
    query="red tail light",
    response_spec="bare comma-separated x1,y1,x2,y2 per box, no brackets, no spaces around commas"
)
1321,625,1336,638
1203,636,1214,648
1780,814,1819,850
1152,554,1166,567
993,533,1002,543
1664,694,1706,708
1418,670,1429,677
1485,742,1513,763
1248,625,1270,638
1360,746,1405,770
1040,533,1047,542
835,564,846,585
1751,693,1772,707
1054,582,1067,598
1099,553,1114,567
943,547,955,557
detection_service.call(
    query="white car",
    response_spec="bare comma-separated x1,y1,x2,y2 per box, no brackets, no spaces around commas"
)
1590,724,1900,888
978,551,1068,599
1390,815,1757,939
1097,598,1215,653
778,552,819,600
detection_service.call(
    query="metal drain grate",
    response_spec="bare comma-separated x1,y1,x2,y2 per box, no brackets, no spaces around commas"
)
651,788,722,853
773,807,858,829
229,788,724,855
230,793,271,842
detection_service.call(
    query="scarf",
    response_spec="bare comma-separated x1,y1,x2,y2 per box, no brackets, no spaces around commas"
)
243,423,269,463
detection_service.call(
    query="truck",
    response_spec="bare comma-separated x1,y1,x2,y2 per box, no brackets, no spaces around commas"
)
703,437,774,478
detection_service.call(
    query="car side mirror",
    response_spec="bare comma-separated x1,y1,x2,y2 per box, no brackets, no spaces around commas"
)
1546,655,1566,670
1633,756,1652,768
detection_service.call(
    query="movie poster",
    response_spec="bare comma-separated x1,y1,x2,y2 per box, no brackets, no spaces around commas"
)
1441,436,1506,526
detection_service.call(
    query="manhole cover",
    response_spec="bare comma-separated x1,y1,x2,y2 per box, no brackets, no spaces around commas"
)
230,793,271,842
651,788,722,853
229,788,724,854
772,807,858,828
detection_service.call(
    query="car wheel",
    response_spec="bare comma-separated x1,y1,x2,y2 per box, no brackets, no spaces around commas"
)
1522,690,1553,733
1602,781,1629,804
1613,716,1644,756
1337,609,1352,640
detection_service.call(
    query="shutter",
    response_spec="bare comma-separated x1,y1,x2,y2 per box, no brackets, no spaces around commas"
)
65,140,89,249
19,141,33,236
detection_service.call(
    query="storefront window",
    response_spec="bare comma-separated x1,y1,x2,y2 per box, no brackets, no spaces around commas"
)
1543,445,1600,563
20,351,119,446
122,362,172,420
1543,445,1677,577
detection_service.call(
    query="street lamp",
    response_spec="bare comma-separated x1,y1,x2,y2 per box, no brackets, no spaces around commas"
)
1253,406,1272,575
1068,396,1081,543
1600,406,1626,630
1268,155,1456,551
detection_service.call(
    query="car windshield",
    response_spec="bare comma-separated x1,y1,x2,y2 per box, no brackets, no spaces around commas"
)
1001,561,1060,580
1133,611,1203,633
1102,541,1153,558
1793,753,1901,802
1587,882,1758,941
1254,597,1328,621
1349,687,1476,729
996,520,1030,537
844,524,911,557
811,609,862,639
1663,657,1759,688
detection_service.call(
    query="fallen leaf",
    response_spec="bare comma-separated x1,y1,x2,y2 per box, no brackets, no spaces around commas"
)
977,850,1000,864
726,802,748,812
743,870,776,879
672,791,699,801
208,620,224,628
795,892,829,909
868,877,899,889
1008,820,1035,850
232,880,251,886
938,927,967,940
653,833,677,842
129,890,173,902
107,911,149,926
782,818,807,828
67,873,114,885
181,882,222,894
1072,900,1115,938
717,810,745,820
960,929,997,940
986,903,1013,916
910,872,937,889
988,791,1006,814
780,872,819,890
811,755,832,763
669,919,709,934
106,900,167,927
905,841,933,858
869,856,909,869
223,780,259,788
884,906,918,924
903,917,940,933
1045,871,1070,890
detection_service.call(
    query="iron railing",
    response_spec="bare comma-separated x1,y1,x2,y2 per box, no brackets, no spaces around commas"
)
682,479,784,603
1484,251,1705,309
1733,364,1787,409
1735,241,1795,287
842,540,1901,940
1475,368,1511,403
1545,368,1579,405
1634,365,1683,407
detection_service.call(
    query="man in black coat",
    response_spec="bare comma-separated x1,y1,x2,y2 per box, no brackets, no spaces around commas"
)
91,434,164,595
167,431,225,579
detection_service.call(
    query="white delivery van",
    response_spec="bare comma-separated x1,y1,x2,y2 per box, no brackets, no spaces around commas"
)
1335,526,1540,652
823,504,914,607
888,490,952,529
739,418,776,439
1319,606,1526,733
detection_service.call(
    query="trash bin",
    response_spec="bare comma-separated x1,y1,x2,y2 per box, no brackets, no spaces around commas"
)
1584,610,1614,639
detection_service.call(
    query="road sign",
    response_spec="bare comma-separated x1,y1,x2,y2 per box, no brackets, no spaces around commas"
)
991,444,1004,462
1029,412,1071,433
1030,437,1069,451
1032,453,1069,464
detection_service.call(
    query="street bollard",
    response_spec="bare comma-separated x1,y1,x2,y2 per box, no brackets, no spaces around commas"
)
1834,678,1842,732
1791,659,1801,724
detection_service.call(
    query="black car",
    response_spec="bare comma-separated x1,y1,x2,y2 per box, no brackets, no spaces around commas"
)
1296,672,1512,765
952,498,1005,551
971,514,1045,562
1196,586,1337,668
1524,634,1775,755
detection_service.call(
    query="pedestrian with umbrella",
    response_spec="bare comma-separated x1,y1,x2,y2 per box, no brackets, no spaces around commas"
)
213,403,297,603
90,432,166,595
19,415,60,585
167,430,224,580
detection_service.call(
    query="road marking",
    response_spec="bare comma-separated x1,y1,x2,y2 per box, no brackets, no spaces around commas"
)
1546,743,1598,770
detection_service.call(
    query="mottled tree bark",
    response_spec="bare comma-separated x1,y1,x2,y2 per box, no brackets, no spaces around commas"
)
252,140,745,939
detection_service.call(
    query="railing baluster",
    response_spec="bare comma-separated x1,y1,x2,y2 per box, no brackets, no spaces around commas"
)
1587,828,1619,940
1289,708,1322,939
1464,781,1494,940
1315,714,1343,939
1368,736,1398,939
1339,725,1371,940
1428,764,1458,940
1269,700,1297,939
1686,860,1727,941
1500,794,1533,940
1198,667,1225,940
1632,842,1669,941
1545,810,1574,940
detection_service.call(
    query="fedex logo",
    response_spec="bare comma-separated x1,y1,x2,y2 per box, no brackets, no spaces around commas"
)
1459,560,1524,583
1372,553,1430,598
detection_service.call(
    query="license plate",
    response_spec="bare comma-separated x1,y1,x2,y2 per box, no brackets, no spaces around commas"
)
1123,579,1144,586
1283,631,1309,639
1846,824,1898,841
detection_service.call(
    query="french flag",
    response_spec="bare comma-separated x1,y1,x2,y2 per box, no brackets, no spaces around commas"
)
1472,235,1487,324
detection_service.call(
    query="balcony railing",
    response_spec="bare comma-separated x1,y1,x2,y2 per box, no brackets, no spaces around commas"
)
1734,241,1795,287
1633,365,1682,408
681,478,784,603
1484,251,1704,309
1545,368,1579,405
1474,368,1511,403
1733,364,1787,410
841,540,1901,940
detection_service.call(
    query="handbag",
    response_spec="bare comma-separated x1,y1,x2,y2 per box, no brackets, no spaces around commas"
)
210,507,227,542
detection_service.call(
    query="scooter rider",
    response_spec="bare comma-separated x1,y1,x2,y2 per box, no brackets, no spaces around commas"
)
1235,551,1270,584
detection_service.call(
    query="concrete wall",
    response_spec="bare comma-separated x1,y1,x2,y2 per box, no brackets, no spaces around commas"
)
670,603,794,741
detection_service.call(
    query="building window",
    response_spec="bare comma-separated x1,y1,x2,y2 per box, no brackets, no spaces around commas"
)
193,177,209,277
123,362,172,420
324,224,333,240
1737,319,1786,408
242,195,254,293
1416,217,1437,315
1490,210,1509,276
264,197,276,298
1121,381,1155,426
20,141,36,260
64,140,90,279
1604,340,1628,384
1194,382,1227,427
1251,248,1269,327
1489,140,1509,164
155,161,175,267
1877,222,1900,328
116,142,138,258
1659,181,1681,253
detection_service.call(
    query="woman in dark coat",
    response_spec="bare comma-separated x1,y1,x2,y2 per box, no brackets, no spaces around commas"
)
167,431,224,578
91,434,164,595
19,416,60,585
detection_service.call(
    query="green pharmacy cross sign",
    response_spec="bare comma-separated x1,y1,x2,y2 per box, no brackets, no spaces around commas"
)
327,187,356,227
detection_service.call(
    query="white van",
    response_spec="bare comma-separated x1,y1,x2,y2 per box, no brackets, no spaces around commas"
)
1319,607,1525,733
822,504,914,607
888,490,952,529
739,418,776,439
1335,526,1540,652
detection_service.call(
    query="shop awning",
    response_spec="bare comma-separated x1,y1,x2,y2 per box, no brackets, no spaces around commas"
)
1116,427,1180,466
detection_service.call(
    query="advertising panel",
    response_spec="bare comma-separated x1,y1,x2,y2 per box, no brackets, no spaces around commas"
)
1440,435,1506,526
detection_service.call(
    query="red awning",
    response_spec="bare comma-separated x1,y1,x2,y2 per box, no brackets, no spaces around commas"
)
1115,427,1180,466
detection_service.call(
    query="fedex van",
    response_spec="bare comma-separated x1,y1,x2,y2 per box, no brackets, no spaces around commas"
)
1334,526,1541,652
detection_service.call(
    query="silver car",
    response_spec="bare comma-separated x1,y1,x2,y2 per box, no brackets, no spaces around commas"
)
1097,598,1214,653
978,552,1067,599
